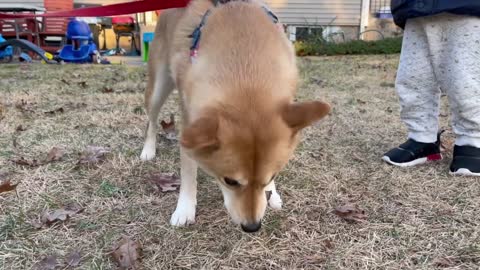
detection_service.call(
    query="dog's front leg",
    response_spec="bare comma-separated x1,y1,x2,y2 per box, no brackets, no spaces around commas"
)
266,180,282,210
170,147,198,226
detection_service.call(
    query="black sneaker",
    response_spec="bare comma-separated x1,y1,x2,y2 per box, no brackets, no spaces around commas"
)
450,145,480,176
382,137,442,167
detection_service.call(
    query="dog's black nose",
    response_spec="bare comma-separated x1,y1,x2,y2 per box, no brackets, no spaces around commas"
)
241,222,261,233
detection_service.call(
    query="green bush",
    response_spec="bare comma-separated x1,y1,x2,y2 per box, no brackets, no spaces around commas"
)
295,37,403,56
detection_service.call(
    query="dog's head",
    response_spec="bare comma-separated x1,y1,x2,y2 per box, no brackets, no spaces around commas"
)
181,101,330,232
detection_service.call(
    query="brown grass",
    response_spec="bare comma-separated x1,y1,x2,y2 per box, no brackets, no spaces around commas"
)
1,56,479,269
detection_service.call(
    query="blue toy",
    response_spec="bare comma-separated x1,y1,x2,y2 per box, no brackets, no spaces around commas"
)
58,18,100,63
0,34,13,62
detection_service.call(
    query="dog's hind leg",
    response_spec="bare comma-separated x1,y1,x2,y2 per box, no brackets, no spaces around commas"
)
170,147,198,226
266,180,282,210
140,16,175,161
140,63,174,161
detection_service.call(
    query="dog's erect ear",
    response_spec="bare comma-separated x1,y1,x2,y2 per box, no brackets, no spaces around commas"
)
181,116,219,150
282,101,331,130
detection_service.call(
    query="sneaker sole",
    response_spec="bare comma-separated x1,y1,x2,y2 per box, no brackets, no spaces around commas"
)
449,168,480,177
382,153,442,167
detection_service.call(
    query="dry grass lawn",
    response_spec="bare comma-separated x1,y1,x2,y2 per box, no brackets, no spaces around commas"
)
1,55,479,269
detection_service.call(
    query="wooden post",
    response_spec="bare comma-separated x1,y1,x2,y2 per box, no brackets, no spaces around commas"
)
360,0,370,40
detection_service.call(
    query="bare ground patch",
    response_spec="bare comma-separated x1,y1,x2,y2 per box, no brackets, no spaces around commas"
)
0,56,479,269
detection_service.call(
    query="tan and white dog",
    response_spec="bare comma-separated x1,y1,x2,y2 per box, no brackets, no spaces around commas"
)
141,0,330,232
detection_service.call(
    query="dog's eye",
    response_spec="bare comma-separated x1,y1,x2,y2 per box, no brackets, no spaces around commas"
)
224,177,240,186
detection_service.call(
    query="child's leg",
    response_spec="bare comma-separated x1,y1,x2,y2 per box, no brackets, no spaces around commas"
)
383,18,443,167
396,18,441,143
425,13,480,175
429,14,480,148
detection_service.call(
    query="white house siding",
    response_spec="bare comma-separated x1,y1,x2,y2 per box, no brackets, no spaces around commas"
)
265,0,362,26
0,0,44,8
74,0,362,26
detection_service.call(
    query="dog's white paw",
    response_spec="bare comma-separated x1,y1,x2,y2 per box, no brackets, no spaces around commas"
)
140,146,156,161
170,204,196,226
268,191,282,210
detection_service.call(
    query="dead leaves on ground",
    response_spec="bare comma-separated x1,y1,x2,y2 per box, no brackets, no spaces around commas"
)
15,99,35,113
111,237,142,270
11,145,112,167
40,208,82,226
433,257,456,268
78,146,111,165
11,147,64,167
65,250,82,267
333,203,367,223
77,81,88,88
11,157,43,167
0,173,18,194
0,102,5,121
101,86,114,93
45,147,65,162
147,173,181,192
34,255,58,270
15,124,27,132
44,107,65,115
34,251,82,270
14,100,86,116
34,203,84,228
35,237,141,269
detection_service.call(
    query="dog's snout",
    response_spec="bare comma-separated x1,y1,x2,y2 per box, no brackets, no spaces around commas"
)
241,222,262,233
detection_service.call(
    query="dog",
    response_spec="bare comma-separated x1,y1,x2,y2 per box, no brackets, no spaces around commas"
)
140,0,331,232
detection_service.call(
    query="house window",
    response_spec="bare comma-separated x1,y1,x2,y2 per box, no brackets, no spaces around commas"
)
370,0,393,18
370,0,390,14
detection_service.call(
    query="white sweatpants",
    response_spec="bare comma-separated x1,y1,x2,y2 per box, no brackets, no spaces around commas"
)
396,13,480,147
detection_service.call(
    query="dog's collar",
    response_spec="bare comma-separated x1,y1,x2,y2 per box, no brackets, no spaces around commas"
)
189,1,279,63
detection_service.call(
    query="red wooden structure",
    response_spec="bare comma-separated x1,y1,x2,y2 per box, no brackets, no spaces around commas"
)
40,0,72,52
0,0,72,53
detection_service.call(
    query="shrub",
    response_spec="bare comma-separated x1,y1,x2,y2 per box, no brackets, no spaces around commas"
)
295,37,403,56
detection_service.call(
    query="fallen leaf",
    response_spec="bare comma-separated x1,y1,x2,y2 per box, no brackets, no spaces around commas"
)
44,107,64,115
60,79,71,85
102,87,114,93
323,239,334,250
111,237,142,270
78,146,111,165
0,179,18,194
33,255,58,270
31,220,43,229
45,147,64,163
66,102,87,110
16,125,27,132
12,136,18,148
356,99,366,105
11,157,42,167
15,99,35,113
148,173,181,192
333,203,367,223
160,114,177,141
77,81,88,88
0,103,5,121
40,206,83,226
310,77,325,86
433,257,455,267
65,250,81,267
